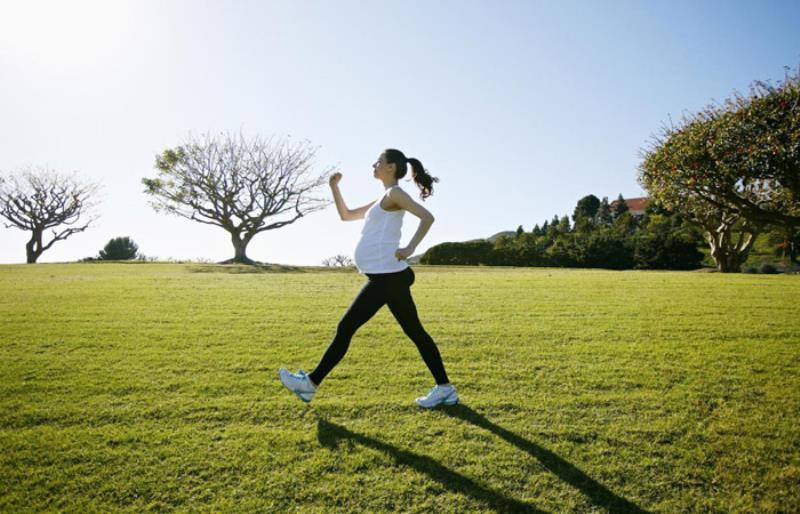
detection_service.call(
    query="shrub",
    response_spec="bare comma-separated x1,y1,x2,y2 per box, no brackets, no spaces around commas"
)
98,237,140,260
760,263,779,274
421,241,493,265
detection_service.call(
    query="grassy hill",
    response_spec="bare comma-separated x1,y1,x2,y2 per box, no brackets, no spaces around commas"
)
1,263,798,512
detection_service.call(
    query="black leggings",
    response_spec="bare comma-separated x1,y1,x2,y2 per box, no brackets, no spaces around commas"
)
308,266,450,387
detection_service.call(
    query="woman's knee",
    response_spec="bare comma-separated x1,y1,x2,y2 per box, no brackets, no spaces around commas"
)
336,317,356,337
408,330,436,350
398,316,427,340
337,308,372,337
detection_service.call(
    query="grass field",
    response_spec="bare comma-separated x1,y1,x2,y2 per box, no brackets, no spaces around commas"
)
1,262,798,513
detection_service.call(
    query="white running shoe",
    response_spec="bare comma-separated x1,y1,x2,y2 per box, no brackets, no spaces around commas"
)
278,368,317,403
415,384,459,408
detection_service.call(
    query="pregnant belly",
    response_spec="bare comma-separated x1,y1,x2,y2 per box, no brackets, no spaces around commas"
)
355,240,399,263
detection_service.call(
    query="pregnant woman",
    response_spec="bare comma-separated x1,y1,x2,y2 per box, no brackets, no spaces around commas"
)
279,148,458,408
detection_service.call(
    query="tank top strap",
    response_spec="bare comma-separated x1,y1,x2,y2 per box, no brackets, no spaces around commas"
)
379,186,405,214
379,185,400,201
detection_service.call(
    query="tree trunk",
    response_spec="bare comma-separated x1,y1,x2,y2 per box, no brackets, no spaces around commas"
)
221,232,256,264
716,253,745,273
25,230,43,264
784,227,800,264
705,221,758,273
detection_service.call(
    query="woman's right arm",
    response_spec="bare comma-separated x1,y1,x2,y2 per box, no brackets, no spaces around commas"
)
329,172,374,221
329,172,350,220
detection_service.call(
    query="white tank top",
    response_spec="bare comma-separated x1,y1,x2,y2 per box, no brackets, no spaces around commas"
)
353,185,411,274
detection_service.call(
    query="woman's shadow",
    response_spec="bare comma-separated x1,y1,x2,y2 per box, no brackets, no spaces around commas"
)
316,404,649,514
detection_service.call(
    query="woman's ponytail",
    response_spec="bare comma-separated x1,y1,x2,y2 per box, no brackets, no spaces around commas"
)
407,157,438,201
384,149,439,201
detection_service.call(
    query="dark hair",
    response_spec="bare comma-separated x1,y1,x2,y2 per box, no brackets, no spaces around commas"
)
384,148,439,201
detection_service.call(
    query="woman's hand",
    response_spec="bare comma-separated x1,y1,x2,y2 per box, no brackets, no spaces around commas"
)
329,172,342,187
395,246,414,261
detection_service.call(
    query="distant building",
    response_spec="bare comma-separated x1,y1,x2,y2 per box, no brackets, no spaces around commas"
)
610,197,649,216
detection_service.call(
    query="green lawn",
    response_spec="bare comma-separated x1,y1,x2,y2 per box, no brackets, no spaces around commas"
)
1,263,798,513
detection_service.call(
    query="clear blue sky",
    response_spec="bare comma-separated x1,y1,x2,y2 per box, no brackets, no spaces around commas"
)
1,0,798,265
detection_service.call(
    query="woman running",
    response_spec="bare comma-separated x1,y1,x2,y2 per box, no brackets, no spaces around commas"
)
279,148,458,408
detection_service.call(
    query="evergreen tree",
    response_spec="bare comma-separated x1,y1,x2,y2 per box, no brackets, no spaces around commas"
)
596,196,612,225
546,215,561,238
572,195,600,223
612,194,629,219
98,236,139,260
572,194,600,232
558,215,571,233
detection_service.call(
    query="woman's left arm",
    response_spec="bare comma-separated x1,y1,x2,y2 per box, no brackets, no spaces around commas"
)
389,188,435,259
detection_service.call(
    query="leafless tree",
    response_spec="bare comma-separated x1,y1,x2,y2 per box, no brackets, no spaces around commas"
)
142,132,333,264
0,167,101,263
322,254,354,267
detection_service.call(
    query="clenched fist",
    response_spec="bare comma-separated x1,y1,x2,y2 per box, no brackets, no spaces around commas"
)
395,246,413,261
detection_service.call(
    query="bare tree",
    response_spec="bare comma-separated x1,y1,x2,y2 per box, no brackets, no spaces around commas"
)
0,168,101,263
142,132,333,264
322,254,354,267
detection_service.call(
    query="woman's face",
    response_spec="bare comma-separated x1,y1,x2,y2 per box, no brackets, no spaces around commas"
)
372,153,393,179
